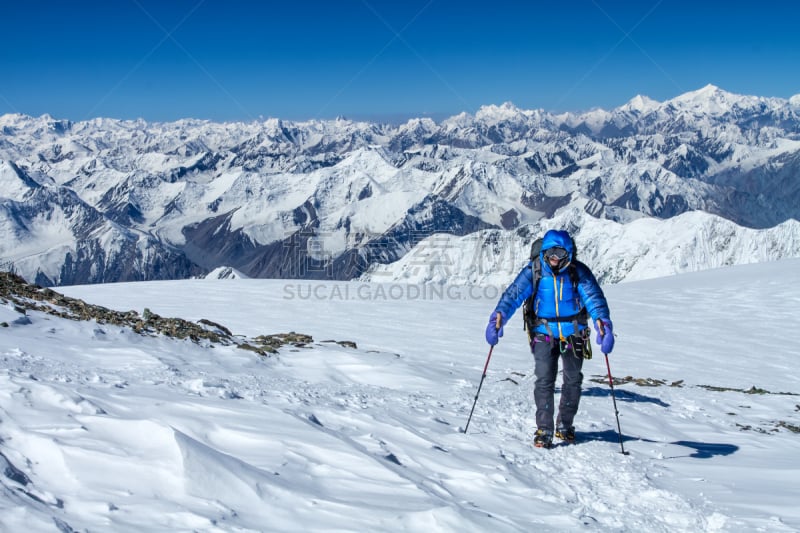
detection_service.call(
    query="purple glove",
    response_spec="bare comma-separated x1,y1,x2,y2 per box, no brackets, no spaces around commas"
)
595,319,614,353
485,311,506,346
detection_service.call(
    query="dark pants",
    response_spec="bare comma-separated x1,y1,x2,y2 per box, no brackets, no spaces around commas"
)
531,336,584,431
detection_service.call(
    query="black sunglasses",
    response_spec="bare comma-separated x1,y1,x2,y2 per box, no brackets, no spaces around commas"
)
545,247,568,260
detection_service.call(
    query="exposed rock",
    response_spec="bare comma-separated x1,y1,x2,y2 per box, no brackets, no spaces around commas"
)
589,372,798,396
0,271,331,355
253,332,314,351
322,339,358,349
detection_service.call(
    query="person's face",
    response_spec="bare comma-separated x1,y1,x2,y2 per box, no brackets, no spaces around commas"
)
545,247,568,268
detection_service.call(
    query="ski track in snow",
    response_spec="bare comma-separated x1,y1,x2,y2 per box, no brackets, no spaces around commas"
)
1,260,799,531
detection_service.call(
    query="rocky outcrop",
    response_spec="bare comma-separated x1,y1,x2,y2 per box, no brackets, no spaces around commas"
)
0,271,355,355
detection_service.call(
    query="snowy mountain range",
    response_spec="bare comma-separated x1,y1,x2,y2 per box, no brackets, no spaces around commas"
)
2,84,800,286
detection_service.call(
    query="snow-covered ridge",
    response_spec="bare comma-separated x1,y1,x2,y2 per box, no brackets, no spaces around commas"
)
361,207,800,285
1,85,800,286
205,266,250,280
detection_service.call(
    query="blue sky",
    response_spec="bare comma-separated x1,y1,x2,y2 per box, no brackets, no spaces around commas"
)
1,0,798,123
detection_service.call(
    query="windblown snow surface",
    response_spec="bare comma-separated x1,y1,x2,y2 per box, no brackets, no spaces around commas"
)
1,259,799,532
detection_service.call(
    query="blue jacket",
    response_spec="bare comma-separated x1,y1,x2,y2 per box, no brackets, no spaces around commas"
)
494,231,610,340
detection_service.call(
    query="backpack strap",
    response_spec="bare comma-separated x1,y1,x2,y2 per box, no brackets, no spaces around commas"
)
522,259,542,333
568,263,589,324
537,318,556,340
525,262,588,339
568,262,580,286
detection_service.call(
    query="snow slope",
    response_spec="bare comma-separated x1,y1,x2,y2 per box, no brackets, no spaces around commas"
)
1,260,799,531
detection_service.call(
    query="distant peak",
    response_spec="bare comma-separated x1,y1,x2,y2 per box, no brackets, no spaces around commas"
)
441,111,474,128
684,84,730,99
401,116,437,129
620,94,660,113
475,102,525,122
698,83,722,94
666,84,753,115
477,102,520,112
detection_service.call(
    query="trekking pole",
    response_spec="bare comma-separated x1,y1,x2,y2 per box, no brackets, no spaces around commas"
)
604,353,629,455
463,313,502,434
463,345,494,434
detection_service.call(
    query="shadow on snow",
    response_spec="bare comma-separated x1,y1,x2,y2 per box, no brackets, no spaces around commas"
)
579,387,738,458
667,441,739,459
579,430,739,459
581,386,670,407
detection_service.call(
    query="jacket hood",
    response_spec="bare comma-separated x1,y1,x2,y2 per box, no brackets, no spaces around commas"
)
540,230,574,256
540,229,574,274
